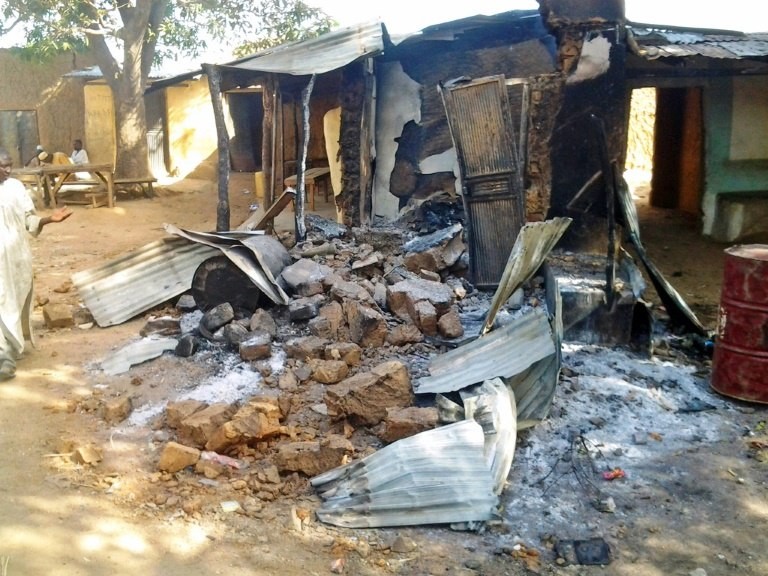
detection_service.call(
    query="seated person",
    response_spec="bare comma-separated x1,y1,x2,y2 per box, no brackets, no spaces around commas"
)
38,151,73,166
70,139,89,165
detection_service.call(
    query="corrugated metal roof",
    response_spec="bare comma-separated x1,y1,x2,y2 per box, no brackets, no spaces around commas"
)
628,25,768,60
220,21,386,76
71,237,219,327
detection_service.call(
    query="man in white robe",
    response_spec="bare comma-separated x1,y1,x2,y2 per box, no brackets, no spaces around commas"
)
0,148,72,381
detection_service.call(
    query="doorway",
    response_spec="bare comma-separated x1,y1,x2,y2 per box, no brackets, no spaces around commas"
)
0,110,40,167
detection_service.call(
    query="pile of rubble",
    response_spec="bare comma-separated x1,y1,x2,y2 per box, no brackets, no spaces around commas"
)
66,213,573,531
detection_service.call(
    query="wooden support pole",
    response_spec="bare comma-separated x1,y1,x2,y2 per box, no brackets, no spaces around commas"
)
203,63,230,232
295,74,316,243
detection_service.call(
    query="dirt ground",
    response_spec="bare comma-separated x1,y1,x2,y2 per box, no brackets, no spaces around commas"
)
1,173,766,576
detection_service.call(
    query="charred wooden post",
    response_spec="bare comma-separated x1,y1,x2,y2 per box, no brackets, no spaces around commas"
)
359,58,375,225
295,74,316,242
203,63,231,232
262,76,275,231
591,114,617,305
338,62,365,226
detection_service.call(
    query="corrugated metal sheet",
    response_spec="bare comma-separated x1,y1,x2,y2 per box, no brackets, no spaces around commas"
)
414,307,556,394
71,237,219,327
628,26,768,60
482,217,572,335
220,21,386,76
311,420,499,528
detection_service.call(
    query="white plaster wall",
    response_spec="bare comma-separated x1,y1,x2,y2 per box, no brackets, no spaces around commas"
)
567,33,611,85
373,61,421,220
419,147,461,196
323,106,344,223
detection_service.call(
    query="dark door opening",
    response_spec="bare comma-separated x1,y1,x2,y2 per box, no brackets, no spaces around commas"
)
227,91,264,172
650,87,704,215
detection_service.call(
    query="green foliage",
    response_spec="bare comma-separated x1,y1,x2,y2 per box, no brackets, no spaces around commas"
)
233,0,336,57
1,0,336,66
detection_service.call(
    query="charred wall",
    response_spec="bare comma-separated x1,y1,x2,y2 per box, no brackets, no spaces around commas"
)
387,35,558,218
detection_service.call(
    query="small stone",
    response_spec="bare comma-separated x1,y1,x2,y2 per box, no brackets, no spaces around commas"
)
43,303,74,329
391,535,417,554
73,444,102,465
176,294,197,310
102,396,133,424
157,442,201,473
175,334,200,357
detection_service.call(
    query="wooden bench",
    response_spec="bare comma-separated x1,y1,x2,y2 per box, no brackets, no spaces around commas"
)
284,167,331,210
115,177,157,198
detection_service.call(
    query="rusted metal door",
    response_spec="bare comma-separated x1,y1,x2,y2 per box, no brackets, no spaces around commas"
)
440,75,525,289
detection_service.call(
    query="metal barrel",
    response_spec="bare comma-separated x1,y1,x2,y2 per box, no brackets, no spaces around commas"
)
711,244,768,403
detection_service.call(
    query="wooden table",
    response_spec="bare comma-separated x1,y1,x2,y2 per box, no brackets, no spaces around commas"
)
40,163,116,208
11,168,49,202
284,166,331,210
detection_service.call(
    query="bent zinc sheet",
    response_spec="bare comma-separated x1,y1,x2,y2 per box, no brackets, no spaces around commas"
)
164,224,291,305
311,420,498,528
71,237,218,327
413,307,555,395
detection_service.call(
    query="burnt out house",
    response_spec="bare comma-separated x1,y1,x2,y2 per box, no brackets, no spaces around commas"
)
143,0,768,346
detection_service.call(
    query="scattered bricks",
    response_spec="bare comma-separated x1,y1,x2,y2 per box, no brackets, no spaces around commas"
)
308,359,349,385
408,299,438,336
319,301,344,337
201,302,234,332
371,361,412,397
404,248,441,274
140,316,181,337
344,300,387,348
377,406,439,443
239,330,272,361
373,281,388,309
325,361,412,426
288,294,325,322
195,459,224,479
72,444,103,465
278,369,299,391
42,303,74,329
249,309,277,337
386,278,454,321
102,396,133,424
204,421,241,454
324,342,362,367
330,279,375,305
280,258,333,297
284,336,328,360
166,400,208,429
417,269,442,283
351,252,384,275
274,434,354,476
224,322,250,349
206,398,282,452
177,403,237,448
157,441,201,473
386,323,424,346
438,308,464,339
308,315,333,338
175,334,200,357
442,233,466,268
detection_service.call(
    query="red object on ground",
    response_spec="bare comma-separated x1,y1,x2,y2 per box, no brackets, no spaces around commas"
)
711,244,768,404
602,468,626,481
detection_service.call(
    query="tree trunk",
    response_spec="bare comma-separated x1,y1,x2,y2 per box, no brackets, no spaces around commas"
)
203,63,231,232
114,77,150,179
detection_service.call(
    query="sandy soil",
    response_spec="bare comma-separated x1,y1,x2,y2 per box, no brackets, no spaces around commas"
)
0,174,766,576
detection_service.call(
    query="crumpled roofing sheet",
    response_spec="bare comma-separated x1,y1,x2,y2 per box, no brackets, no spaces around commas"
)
628,25,768,60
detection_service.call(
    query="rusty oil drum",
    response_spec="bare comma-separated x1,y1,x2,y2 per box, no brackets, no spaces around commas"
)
711,244,768,403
